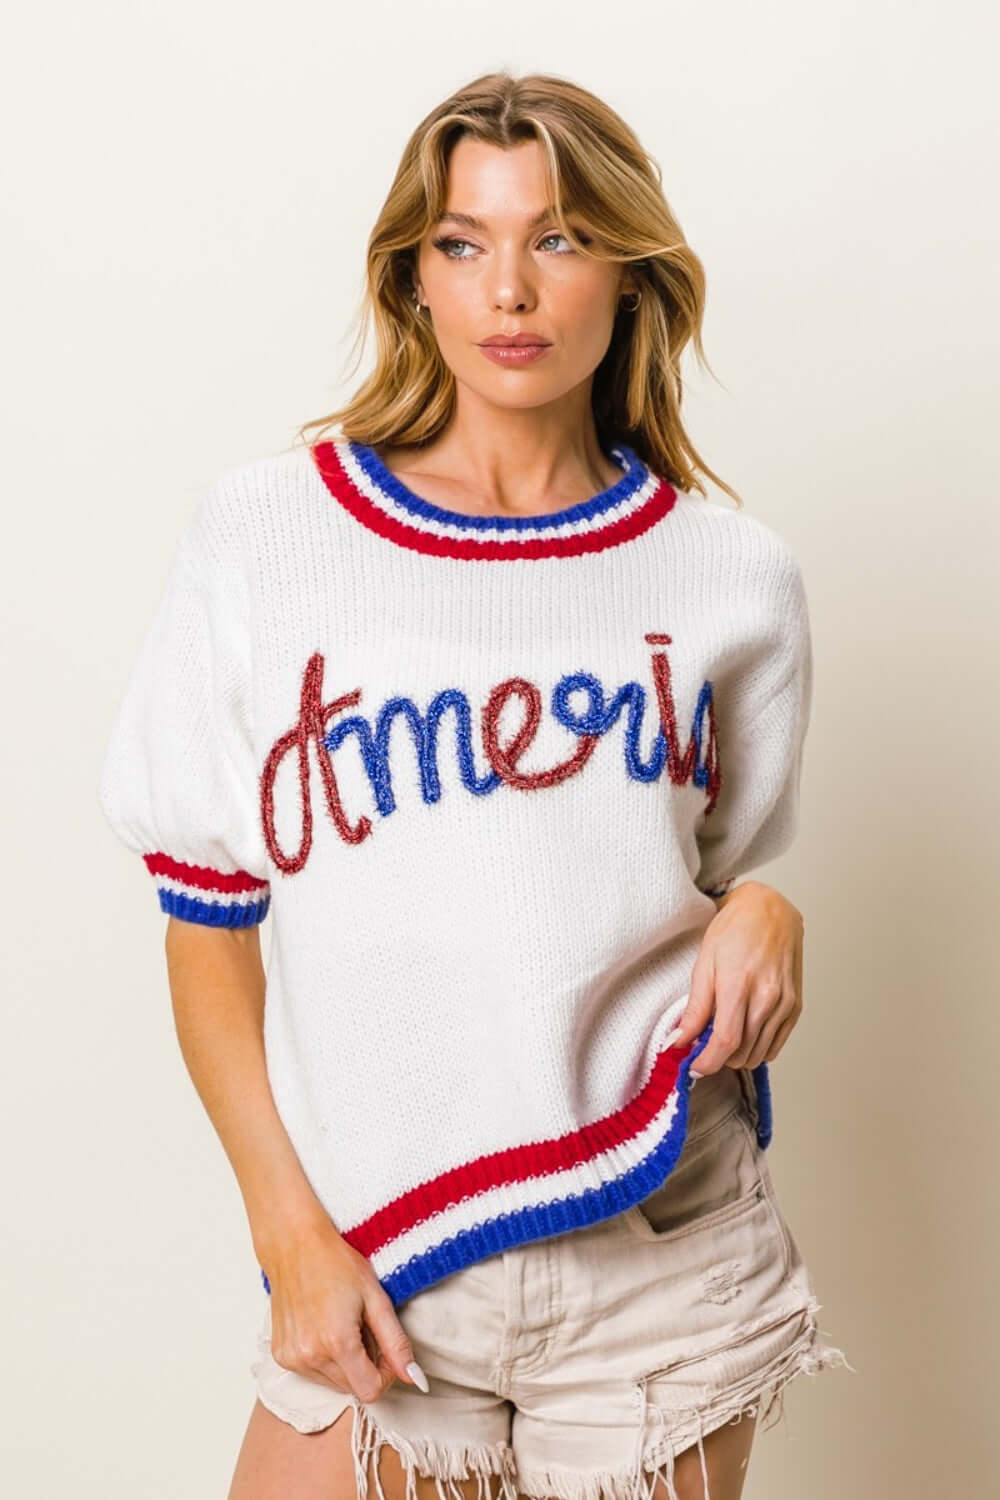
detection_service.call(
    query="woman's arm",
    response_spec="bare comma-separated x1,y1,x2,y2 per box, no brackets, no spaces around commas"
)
162,917,428,1403
163,918,324,1257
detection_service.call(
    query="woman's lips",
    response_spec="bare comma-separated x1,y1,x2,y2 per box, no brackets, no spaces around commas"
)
477,343,552,365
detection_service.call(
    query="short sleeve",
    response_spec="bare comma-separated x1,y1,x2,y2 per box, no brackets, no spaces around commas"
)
694,561,813,900
98,532,271,928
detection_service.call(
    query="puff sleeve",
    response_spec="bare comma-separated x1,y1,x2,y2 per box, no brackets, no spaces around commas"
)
98,519,271,928
694,558,814,901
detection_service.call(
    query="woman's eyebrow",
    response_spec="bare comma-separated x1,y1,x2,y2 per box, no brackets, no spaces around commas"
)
435,206,563,231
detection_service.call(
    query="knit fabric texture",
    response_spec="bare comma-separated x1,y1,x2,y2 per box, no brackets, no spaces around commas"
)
98,437,813,1309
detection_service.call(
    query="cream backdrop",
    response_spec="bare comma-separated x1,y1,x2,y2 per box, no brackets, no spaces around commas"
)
3,1,997,1495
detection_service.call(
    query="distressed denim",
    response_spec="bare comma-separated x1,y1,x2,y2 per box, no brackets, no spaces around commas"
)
249,1064,853,1499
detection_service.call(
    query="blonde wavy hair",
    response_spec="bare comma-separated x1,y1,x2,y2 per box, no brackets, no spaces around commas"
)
291,70,742,506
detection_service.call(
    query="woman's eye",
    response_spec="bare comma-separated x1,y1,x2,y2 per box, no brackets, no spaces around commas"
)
432,236,476,259
431,230,592,260
539,231,591,253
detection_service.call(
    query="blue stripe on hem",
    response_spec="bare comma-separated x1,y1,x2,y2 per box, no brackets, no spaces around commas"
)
156,888,270,927
750,1059,773,1148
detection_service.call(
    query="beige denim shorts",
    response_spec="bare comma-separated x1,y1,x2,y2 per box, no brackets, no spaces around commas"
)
249,1065,852,1500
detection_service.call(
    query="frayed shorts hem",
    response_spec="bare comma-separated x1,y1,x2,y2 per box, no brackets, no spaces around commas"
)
249,1066,855,1499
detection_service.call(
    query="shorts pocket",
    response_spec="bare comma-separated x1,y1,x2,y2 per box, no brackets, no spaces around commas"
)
623,1107,787,1274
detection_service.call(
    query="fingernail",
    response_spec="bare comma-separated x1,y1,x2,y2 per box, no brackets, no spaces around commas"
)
406,1360,429,1392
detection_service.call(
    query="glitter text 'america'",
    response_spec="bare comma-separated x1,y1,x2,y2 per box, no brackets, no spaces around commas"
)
259,632,723,875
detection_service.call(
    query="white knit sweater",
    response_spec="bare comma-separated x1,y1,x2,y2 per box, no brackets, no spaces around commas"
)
98,436,813,1308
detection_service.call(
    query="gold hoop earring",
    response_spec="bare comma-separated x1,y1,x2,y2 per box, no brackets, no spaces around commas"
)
413,291,425,313
619,291,642,312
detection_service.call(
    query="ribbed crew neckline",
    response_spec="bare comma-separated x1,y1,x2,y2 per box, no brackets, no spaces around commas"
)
309,437,679,561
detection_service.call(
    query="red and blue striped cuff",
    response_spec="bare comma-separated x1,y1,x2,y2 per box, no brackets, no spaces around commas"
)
141,852,270,927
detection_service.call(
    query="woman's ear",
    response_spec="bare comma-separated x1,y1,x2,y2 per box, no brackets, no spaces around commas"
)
621,258,647,298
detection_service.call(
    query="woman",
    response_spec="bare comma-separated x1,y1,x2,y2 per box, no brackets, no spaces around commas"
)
99,70,851,1500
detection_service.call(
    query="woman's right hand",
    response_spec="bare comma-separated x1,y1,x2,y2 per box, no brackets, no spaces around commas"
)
258,1212,428,1405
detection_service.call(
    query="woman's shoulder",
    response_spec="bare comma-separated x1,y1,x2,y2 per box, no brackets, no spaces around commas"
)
162,445,325,613
673,489,799,559
667,489,807,610
182,443,321,549
196,442,318,521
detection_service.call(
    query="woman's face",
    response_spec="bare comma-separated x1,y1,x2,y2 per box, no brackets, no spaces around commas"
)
413,137,634,414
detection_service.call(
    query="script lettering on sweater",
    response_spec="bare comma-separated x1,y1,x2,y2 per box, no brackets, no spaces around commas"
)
259,632,722,874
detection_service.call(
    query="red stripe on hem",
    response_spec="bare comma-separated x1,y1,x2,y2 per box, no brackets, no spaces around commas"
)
346,1041,691,1258
142,851,270,894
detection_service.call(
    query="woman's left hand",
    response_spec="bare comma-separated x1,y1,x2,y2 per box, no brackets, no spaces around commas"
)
672,881,804,1076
